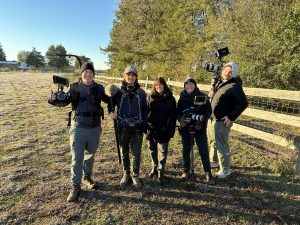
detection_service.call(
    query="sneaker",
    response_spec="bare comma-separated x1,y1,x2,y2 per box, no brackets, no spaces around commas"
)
210,161,219,168
149,167,158,178
181,172,189,179
120,173,131,187
216,169,231,179
67,185,81,202
132,176,142,190
83,175,98,189
205,172,215,185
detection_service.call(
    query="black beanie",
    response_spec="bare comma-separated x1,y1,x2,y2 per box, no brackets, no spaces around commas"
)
80,62,95,75
184,75,197,87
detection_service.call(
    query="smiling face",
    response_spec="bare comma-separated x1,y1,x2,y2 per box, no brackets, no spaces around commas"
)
81,69,94,85
124,72,137,85
184,82,195,93
154,81,164,94
222,66,233,81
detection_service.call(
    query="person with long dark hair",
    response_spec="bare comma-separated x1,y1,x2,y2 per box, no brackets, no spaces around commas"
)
146,77,177,185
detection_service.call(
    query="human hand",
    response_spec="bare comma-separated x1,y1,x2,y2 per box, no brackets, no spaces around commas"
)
49,91,57,101
109,112,117,120
208,91,215,98
223,116,232,127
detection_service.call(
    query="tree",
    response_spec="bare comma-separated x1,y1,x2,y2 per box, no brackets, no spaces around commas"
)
45,44,69,70
26,47,45,68
0,43,6,61
17,50,30,64
105,0,300,89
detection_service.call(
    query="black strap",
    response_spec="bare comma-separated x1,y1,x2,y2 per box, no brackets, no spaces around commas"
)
67,111,72,126
75,112,101,117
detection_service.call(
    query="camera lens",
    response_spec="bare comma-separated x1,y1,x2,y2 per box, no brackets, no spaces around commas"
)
57,92,66,101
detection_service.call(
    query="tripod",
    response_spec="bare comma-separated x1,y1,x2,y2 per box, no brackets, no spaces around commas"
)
188,126,196,178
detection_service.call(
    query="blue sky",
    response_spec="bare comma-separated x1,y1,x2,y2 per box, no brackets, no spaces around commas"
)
0,0,119,70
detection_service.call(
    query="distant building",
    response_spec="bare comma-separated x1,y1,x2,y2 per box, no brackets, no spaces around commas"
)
0,61,20,69
18,62,31,70
0,61,32,70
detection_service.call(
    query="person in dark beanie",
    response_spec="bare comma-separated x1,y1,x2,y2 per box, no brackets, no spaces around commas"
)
210,62,248,179
177,75,214,184
108,66,148,190
48,62,111,202
146,77,177,185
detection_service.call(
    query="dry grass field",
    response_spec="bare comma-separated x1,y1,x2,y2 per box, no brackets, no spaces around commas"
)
0,72,299,224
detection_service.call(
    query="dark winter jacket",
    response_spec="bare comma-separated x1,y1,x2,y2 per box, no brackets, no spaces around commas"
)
147,88,177,142
211,77,248,121
112,81,148,131
48,79,110,128
177,87,212,130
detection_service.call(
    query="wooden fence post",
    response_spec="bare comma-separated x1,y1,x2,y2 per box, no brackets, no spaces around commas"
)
167,77,172,90
296,152,300,177
145,76,149,90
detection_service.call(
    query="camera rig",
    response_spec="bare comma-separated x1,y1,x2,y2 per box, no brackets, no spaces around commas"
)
182,95,208,132
203,47,230,91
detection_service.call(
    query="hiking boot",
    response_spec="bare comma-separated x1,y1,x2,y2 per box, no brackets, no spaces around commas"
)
210,161,219,168
149,167,158,178
205,172,215,185
83,175,98,189
132,176,142,190
216,169,231,179
67,185,81,202
120,173,131,188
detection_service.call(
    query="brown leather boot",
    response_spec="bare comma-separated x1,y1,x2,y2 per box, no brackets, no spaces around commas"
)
67,185,81,202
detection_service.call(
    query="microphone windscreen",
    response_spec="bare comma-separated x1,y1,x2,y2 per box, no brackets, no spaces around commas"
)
105,84,119,97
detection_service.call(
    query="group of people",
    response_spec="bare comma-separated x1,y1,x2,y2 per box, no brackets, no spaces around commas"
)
49,61,248,202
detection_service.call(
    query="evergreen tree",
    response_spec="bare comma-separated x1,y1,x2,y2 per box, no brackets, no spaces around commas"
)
26,47,45,68
45,44,69,70
0,43,6,61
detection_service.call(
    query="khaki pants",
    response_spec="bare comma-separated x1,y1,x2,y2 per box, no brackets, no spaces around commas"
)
149,141,169,173
213,121,232,172
207,119,218,162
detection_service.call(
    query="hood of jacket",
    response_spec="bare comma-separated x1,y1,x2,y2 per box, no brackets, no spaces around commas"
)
223,62,238,78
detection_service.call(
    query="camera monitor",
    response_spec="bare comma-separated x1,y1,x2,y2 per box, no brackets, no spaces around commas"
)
53,75,69,87
194,95,207,106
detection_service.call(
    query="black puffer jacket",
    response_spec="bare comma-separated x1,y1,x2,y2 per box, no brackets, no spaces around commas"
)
147,88,177,142
211,77,248,121
177,87,212,130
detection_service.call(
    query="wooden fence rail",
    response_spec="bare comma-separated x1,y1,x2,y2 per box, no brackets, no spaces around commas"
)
95,75,300,152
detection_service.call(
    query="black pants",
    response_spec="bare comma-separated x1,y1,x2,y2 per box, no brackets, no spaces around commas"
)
181,128,211,173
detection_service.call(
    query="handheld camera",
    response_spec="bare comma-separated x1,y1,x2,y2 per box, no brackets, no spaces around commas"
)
52,75,69,101
203,47,230,90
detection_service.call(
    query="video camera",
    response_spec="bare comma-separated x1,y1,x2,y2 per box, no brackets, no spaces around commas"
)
52,75,69,103
183,95,208,121
203,47,230,89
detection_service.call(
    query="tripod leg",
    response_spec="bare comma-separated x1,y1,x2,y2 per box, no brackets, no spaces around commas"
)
190,133,195,177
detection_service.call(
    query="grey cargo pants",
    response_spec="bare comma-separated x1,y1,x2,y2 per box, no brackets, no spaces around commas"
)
69,125,102,186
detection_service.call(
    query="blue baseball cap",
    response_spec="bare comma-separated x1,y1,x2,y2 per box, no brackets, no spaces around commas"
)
124,66,137,75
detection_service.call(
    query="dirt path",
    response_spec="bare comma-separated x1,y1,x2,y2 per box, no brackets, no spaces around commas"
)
0,72,299,224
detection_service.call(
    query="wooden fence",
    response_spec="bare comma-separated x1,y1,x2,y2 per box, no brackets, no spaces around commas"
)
95,75,300,173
